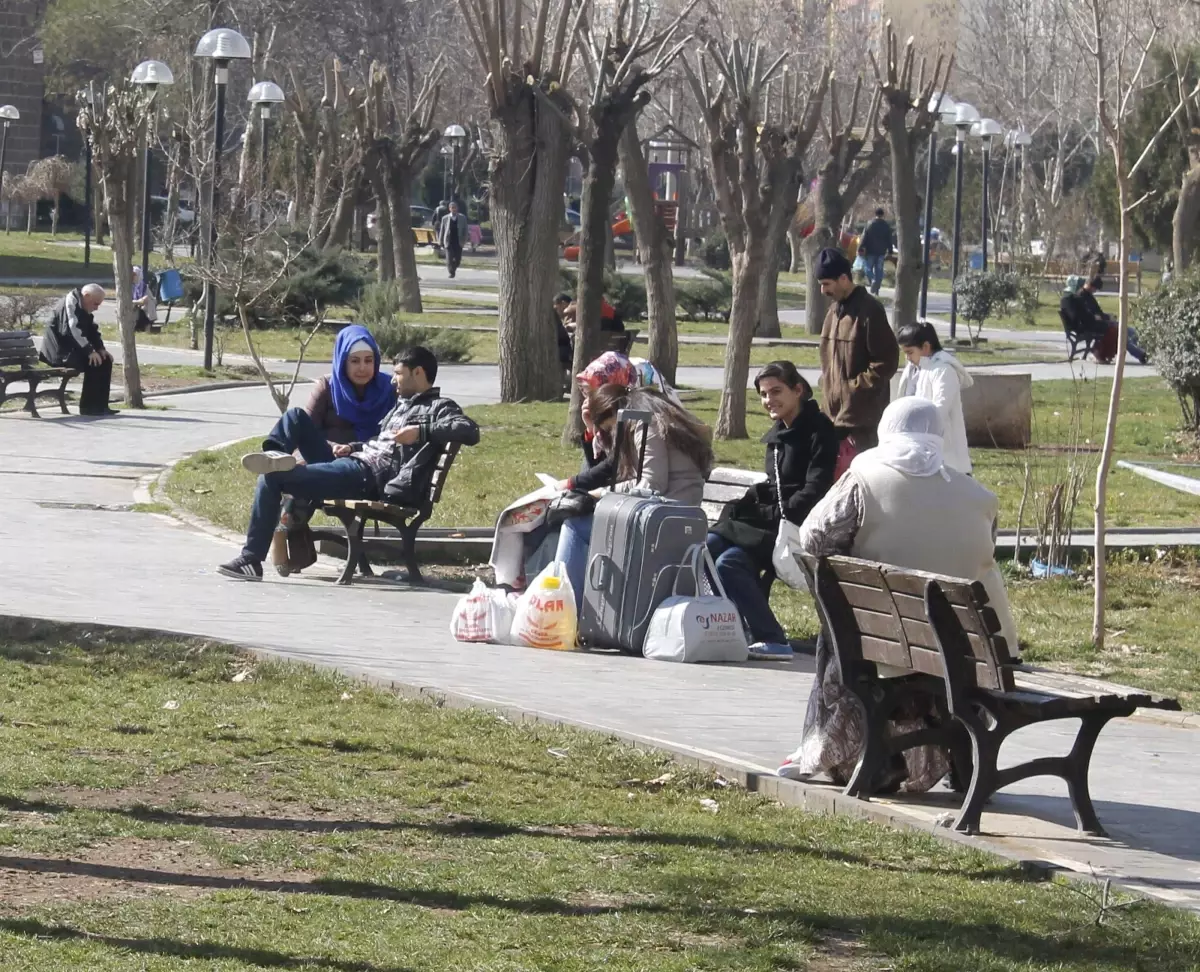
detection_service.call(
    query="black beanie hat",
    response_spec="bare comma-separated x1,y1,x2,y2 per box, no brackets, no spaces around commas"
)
816,247,853,281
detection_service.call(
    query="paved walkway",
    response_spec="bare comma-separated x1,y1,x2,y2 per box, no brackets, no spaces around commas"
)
2,380,1199,914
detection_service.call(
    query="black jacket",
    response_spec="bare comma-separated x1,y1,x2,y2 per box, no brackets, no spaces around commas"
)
41,289,105,365
1076,289,1112,334
860,217,893,258
569,434,617,492
354,388,481,504
711,399,840,567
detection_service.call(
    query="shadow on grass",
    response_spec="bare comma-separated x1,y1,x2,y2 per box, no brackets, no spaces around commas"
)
0,794,1032,884
0,918,413,972
0,863,1185,970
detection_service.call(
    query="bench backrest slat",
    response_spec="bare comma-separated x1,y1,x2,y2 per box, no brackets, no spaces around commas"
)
428,441,461,505
0,332,39,369
803,553,1013,693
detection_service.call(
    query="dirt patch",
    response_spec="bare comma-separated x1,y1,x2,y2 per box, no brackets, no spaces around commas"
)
806,933,889,971
0,838,314,908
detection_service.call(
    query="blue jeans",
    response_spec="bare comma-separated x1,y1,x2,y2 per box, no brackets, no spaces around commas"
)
705,533,788,645
243,409,372,560
555,514,594,613
264,407,335,465
862,254,886,294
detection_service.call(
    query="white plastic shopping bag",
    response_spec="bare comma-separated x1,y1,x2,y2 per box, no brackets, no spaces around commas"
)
450,579,520,644
643,545,749,663
770,448,809,591
511,562,578,651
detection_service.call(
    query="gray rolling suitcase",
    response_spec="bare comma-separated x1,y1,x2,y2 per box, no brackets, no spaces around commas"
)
578,409,709,654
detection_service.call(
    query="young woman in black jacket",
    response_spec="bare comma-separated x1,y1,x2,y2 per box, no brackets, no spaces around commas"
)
707,361,840,660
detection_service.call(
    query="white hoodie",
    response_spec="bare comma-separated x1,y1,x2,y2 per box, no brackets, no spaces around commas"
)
896,350,974,474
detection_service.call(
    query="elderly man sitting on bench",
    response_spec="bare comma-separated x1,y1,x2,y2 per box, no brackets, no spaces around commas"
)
218,345,479,581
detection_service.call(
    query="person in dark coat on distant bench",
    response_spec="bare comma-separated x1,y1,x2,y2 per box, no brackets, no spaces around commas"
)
40,283,115,416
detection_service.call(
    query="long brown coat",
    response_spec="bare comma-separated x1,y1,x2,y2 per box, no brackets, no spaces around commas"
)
819,286,899,438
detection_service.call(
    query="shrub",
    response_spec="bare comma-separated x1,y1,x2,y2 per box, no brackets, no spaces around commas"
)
1136,273,1200,433
272,246,366,325
699,229,731,270
676,270,733,321
0,292,56,331
952,270,1028,341
359,282,473,363
369,316,474,364
603,271,647,321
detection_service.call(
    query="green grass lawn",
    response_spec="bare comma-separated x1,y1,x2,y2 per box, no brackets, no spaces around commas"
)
1,619,1196,971
0,230,182,279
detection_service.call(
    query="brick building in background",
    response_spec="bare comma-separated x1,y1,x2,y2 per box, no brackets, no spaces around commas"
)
0,0,47,208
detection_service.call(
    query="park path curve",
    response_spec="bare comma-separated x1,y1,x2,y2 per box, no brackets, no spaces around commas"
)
1,379,1198,915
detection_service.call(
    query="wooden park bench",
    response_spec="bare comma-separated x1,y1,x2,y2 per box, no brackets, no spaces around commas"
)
800,553,1181,836
0,330,79,418
314,441,462,586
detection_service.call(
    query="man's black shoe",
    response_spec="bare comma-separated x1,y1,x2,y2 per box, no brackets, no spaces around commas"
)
218,556,264,581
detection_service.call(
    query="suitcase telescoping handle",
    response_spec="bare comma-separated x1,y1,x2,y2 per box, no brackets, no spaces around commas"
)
615,407,652,486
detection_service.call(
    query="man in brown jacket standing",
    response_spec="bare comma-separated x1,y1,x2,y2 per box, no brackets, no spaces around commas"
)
816,248,899,450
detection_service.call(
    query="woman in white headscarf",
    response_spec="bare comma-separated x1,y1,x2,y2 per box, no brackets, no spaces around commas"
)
777,397,1017,788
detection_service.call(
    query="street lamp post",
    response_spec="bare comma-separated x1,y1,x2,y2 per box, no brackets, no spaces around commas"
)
920,92,957,320
971,118,1003,271
443,124,467,203
1006,128,1033,264
131,60,175,288
0,106,19,231
248,81,285,229
948,102,980,340
194,27,252,371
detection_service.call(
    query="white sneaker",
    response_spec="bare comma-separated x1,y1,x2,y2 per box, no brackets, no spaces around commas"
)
241,451,297,475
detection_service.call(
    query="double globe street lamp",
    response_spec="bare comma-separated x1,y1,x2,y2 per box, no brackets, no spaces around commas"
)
971,117,1004,271
947,101,980,339
194,27,252,370
0,105,20,219
131,59,175,291
248,81,286,228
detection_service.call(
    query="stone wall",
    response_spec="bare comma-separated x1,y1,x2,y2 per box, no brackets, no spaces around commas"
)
0,0,46,212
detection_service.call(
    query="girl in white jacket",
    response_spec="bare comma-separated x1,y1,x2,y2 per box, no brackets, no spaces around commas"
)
895,322,974,474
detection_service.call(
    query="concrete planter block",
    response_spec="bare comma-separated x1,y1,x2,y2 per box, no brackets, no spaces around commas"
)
962,373,1032,448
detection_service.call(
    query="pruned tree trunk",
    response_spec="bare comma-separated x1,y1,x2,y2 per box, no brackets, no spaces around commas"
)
756,196,794,338
490,90,573,402
385,169,422,310
620,125,677,384
874,30,950,333
788,221,804,273
326,174,358,247
366,157,395,282
1173,153,1200,273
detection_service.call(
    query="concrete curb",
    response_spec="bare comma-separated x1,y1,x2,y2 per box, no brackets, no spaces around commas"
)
0,610,1169,913
113,379,310,403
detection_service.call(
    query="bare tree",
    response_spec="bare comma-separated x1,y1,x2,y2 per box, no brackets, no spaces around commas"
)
872,24,952,334
1076,0,1163,649
456,0,586,402
29,156,76,236
683,42,828,438
801,77,887,334
619,124,678,381
77,84,148,408
188,213,334,412
560,0,693,441
352,58,445,308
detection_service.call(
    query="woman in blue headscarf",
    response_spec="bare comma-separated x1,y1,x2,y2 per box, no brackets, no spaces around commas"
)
250,324,396,575
304,324,397,452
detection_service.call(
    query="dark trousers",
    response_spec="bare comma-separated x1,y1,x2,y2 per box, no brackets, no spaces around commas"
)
705,533,789,646
64,350,113,413
446,243,462,277
243,408,372,561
